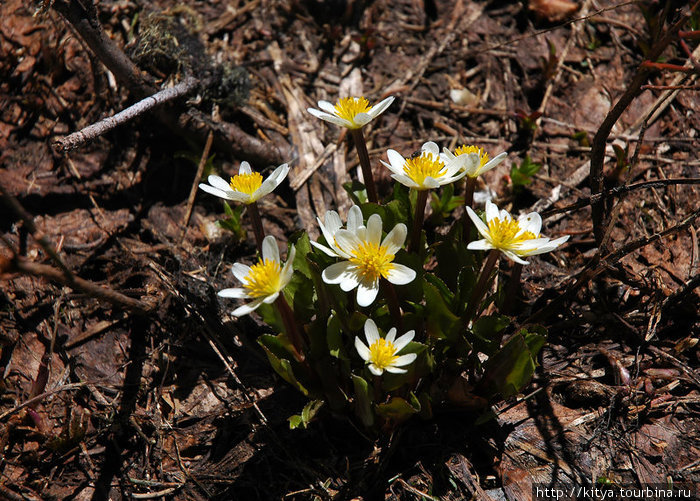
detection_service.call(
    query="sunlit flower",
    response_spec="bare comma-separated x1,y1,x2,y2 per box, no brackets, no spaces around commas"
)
311,205,364,258
466,201,569,265
307,96,395,130
382,141,466,191
218,235,296,316
321,213,416,307
441,145,507,178
354,319,417,375
199,161,289,204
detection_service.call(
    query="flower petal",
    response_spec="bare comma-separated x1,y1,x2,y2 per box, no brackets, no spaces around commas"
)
317,101,337,113
381,223,408,254
484,200,499,223
364,318,380,345
208,175,233,192
347,205,363,232
356,280,379,307
368,364,384,376
368,96,395,118
366,214,383,246
231,263,251,283
238,162,252,175
262,291,280,304
232,297,265,317
281,245,296,285
310,240,338,257
385,263,416,285
262,235,280,263
466,239,493,251
477,151,507,175
355,337,371,361
386,149,407,173
392,353,417,367
218,288,248,299
322,261,354,284
501,250,529,265
384,366,408,374
334,229,363,254
385,327,397,343
199,184,233,200
353,112,372,127
393,330,415,352
466,207,490,239
421,141,440,157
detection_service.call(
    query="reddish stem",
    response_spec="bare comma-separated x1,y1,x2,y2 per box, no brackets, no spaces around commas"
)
409,189,429,253
247,202,265,252
350,128,379,203
275,294,306,362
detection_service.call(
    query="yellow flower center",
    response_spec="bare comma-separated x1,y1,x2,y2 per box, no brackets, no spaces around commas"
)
403,153,446,187
230,172,263,195
368,338,399,370
243,259,282,298
349,241,395,283
334,97,371,122
487,217,535,249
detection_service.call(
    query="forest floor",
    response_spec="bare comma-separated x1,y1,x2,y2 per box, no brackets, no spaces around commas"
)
1,0,699,499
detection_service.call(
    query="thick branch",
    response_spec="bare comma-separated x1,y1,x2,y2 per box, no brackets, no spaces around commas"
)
51,0,155,98
54,77,199,152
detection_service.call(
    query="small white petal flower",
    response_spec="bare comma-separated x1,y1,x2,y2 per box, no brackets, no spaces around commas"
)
321,213,416,307
311,205,364,257
354,319,417,375
465,200,569,265
218,235,296,316
382,141,467,191
440,145,507,179
199,162,289,204
307,96,395,130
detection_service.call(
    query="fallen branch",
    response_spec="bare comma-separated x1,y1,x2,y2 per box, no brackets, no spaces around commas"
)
54,77,199,152
589,1,700,250
5,257,152,315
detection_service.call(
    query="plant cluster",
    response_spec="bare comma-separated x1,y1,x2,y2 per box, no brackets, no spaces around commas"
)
199,96,569,431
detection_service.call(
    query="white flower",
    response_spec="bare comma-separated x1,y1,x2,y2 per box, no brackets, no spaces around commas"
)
199,161,289,204
440,145,507,178
218,235,296,316
307,96,395,130
382,141,466,191
321,213,416,307
311,205,364,258
466,200,569,265
354,319,417,375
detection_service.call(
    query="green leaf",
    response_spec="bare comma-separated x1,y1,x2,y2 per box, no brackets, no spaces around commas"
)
470,314,510,356
423,281,462,341
258,336,309,396
510,155,542,189
352,375,374,427
343,180,368,205
479,327,546,399
326,313,347,360
290,231,313,279
287,399,324,429
375,395,420,423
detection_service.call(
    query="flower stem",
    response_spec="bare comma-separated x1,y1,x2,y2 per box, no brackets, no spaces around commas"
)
464,249,500,324
247,202,265,252
350,128,379,203
462,177,477,240
382,279,403,331
275,294,306,362
502,263,523,314
409,189,429,253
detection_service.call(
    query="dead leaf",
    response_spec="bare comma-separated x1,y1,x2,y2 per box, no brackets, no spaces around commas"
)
529,0,580,23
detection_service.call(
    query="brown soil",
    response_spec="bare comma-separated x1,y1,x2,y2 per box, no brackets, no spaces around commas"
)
1,0,699,499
